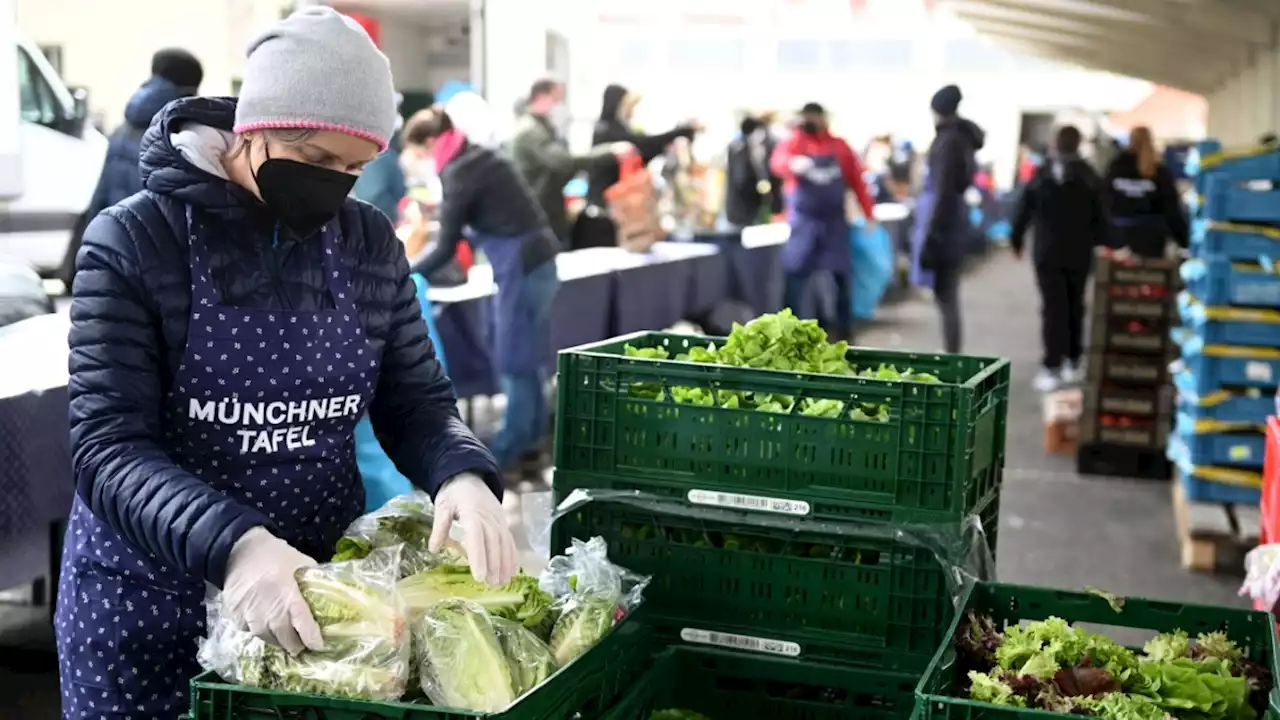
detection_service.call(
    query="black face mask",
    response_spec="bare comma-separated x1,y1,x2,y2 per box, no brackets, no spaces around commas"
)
801,120,821,135
253,143,358,239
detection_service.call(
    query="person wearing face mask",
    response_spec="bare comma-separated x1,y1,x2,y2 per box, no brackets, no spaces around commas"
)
511,78,619,248
402,108,563,476
572,83,701,250
57,10,515,717
770,102,877,342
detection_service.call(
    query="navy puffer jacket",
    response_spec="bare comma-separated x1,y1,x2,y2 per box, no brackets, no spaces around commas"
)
68,97,500,587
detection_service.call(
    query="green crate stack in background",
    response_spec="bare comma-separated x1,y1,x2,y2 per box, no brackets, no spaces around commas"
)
551,330,1012,719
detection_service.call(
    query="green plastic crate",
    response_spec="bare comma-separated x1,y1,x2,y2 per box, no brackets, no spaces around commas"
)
188,613,649,720
914,582,1280,720
555,332,1010,525
600,645,918,720
552,487,999,670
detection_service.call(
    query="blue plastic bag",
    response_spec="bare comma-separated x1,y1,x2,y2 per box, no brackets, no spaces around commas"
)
355,274,449,512
849,219,895,321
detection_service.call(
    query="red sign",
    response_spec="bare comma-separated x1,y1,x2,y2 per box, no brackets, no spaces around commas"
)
345,12,381,48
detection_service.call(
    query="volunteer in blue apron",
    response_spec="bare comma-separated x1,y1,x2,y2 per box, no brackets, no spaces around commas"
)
58,10,514,718
1104,125,1188,258
770,102,877,341
402,108,561,475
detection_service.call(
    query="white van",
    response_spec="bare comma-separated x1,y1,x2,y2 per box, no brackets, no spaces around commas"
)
0,29,107,284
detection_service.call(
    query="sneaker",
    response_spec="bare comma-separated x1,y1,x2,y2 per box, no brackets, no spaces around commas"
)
1032,368,1062,392
1061,361,1084,385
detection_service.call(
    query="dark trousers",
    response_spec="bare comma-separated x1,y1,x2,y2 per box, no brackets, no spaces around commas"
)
933,263,963,353
1035,266,1089,370
785,270,853,340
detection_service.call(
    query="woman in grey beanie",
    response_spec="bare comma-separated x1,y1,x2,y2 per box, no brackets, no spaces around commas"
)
56,8,514,717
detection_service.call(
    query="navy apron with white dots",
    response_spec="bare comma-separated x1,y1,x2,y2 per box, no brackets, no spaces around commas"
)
55,208,379,719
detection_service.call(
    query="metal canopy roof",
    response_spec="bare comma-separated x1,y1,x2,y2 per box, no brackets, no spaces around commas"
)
945,0,1280,94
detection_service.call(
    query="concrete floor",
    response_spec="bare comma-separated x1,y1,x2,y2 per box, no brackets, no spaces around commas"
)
3,249,1246,719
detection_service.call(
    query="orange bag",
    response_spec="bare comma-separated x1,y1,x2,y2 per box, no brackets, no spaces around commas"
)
604,150,663,253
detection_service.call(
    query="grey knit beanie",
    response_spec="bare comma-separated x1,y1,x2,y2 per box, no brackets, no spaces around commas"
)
234,7,396,151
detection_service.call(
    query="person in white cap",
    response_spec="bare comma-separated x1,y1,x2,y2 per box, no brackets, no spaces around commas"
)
57,9,514,718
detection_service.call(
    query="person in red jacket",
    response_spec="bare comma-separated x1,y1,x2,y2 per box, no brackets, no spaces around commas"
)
770,102,876,340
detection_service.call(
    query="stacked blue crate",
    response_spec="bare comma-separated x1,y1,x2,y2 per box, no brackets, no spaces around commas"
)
1171,140,1280,503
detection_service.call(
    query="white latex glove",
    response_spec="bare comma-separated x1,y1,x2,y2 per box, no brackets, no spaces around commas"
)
430,473,517,586
222,527,324,656
789,155,815,175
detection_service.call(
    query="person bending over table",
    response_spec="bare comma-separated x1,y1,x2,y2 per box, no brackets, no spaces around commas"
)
60,9,514,718
401,107,561,475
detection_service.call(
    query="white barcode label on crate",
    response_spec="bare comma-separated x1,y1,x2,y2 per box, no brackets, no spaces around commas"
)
680,628,802,657
1246,361,1273,383
686,489,811,516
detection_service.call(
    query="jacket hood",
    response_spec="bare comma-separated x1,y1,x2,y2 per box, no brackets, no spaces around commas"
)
939,117,986,151
124,77,191,130
139,96,260,212
599,84,628,121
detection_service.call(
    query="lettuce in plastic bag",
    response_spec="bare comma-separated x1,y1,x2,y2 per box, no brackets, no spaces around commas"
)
398,564,555,640
198,546,410,701
415,598,518,711
331,491,465,577
492,617,558,696
539,536,650,666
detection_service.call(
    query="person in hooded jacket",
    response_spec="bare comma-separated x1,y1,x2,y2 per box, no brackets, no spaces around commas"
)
401,108,562,475
571,83,699,250
1104,126,1187,258
913,84,985,354
1010,125,1108,392
58,10,515,718
70,50,203,284
770,102,877,341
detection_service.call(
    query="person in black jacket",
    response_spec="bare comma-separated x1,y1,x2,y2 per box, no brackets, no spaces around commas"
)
724,115,782,228
571,83,700,249
403,108,561,473
1104,126,1187,257
912,84,985,353
1011,126,1108,392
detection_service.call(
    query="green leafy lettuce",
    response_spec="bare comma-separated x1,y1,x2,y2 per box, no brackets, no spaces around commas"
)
549,594,618,666
416,599,518,711
398,565,555,640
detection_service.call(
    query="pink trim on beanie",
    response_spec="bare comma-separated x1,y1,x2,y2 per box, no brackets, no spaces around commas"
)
234,119,388,152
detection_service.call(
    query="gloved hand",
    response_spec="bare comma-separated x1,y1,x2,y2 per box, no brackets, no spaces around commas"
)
222,527,323,655
789,155,815,175
430,473,517,586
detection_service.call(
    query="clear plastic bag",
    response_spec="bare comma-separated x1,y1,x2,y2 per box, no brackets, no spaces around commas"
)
197,546,411,701
414,598,519,711
332,490,465,578
491,617,558,696
539,536,650,666
1240,544,1280,613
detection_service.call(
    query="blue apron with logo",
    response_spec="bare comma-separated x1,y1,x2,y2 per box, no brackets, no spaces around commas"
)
783,154,851,274
55,209,377,718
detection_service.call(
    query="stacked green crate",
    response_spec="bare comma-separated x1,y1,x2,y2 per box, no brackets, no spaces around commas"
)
551,330,1011,719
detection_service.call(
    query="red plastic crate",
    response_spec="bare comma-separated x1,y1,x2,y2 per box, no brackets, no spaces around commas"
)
1258,416,1280,617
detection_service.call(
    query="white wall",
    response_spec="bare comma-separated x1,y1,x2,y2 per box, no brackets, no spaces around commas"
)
1206,45,1280,146
18,0,289,131
360,8,470,94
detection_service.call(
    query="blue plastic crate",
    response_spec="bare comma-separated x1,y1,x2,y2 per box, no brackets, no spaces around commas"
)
1178,291,1280,347
1203,175,1280,225
1174,412,1266,467
1168,437,1264,504
1194,142,1280,195
1191,220,1280,263
1173,337,1280,393
1174,371,1275,423
1181,257,1280,307
1179,469,1262,505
